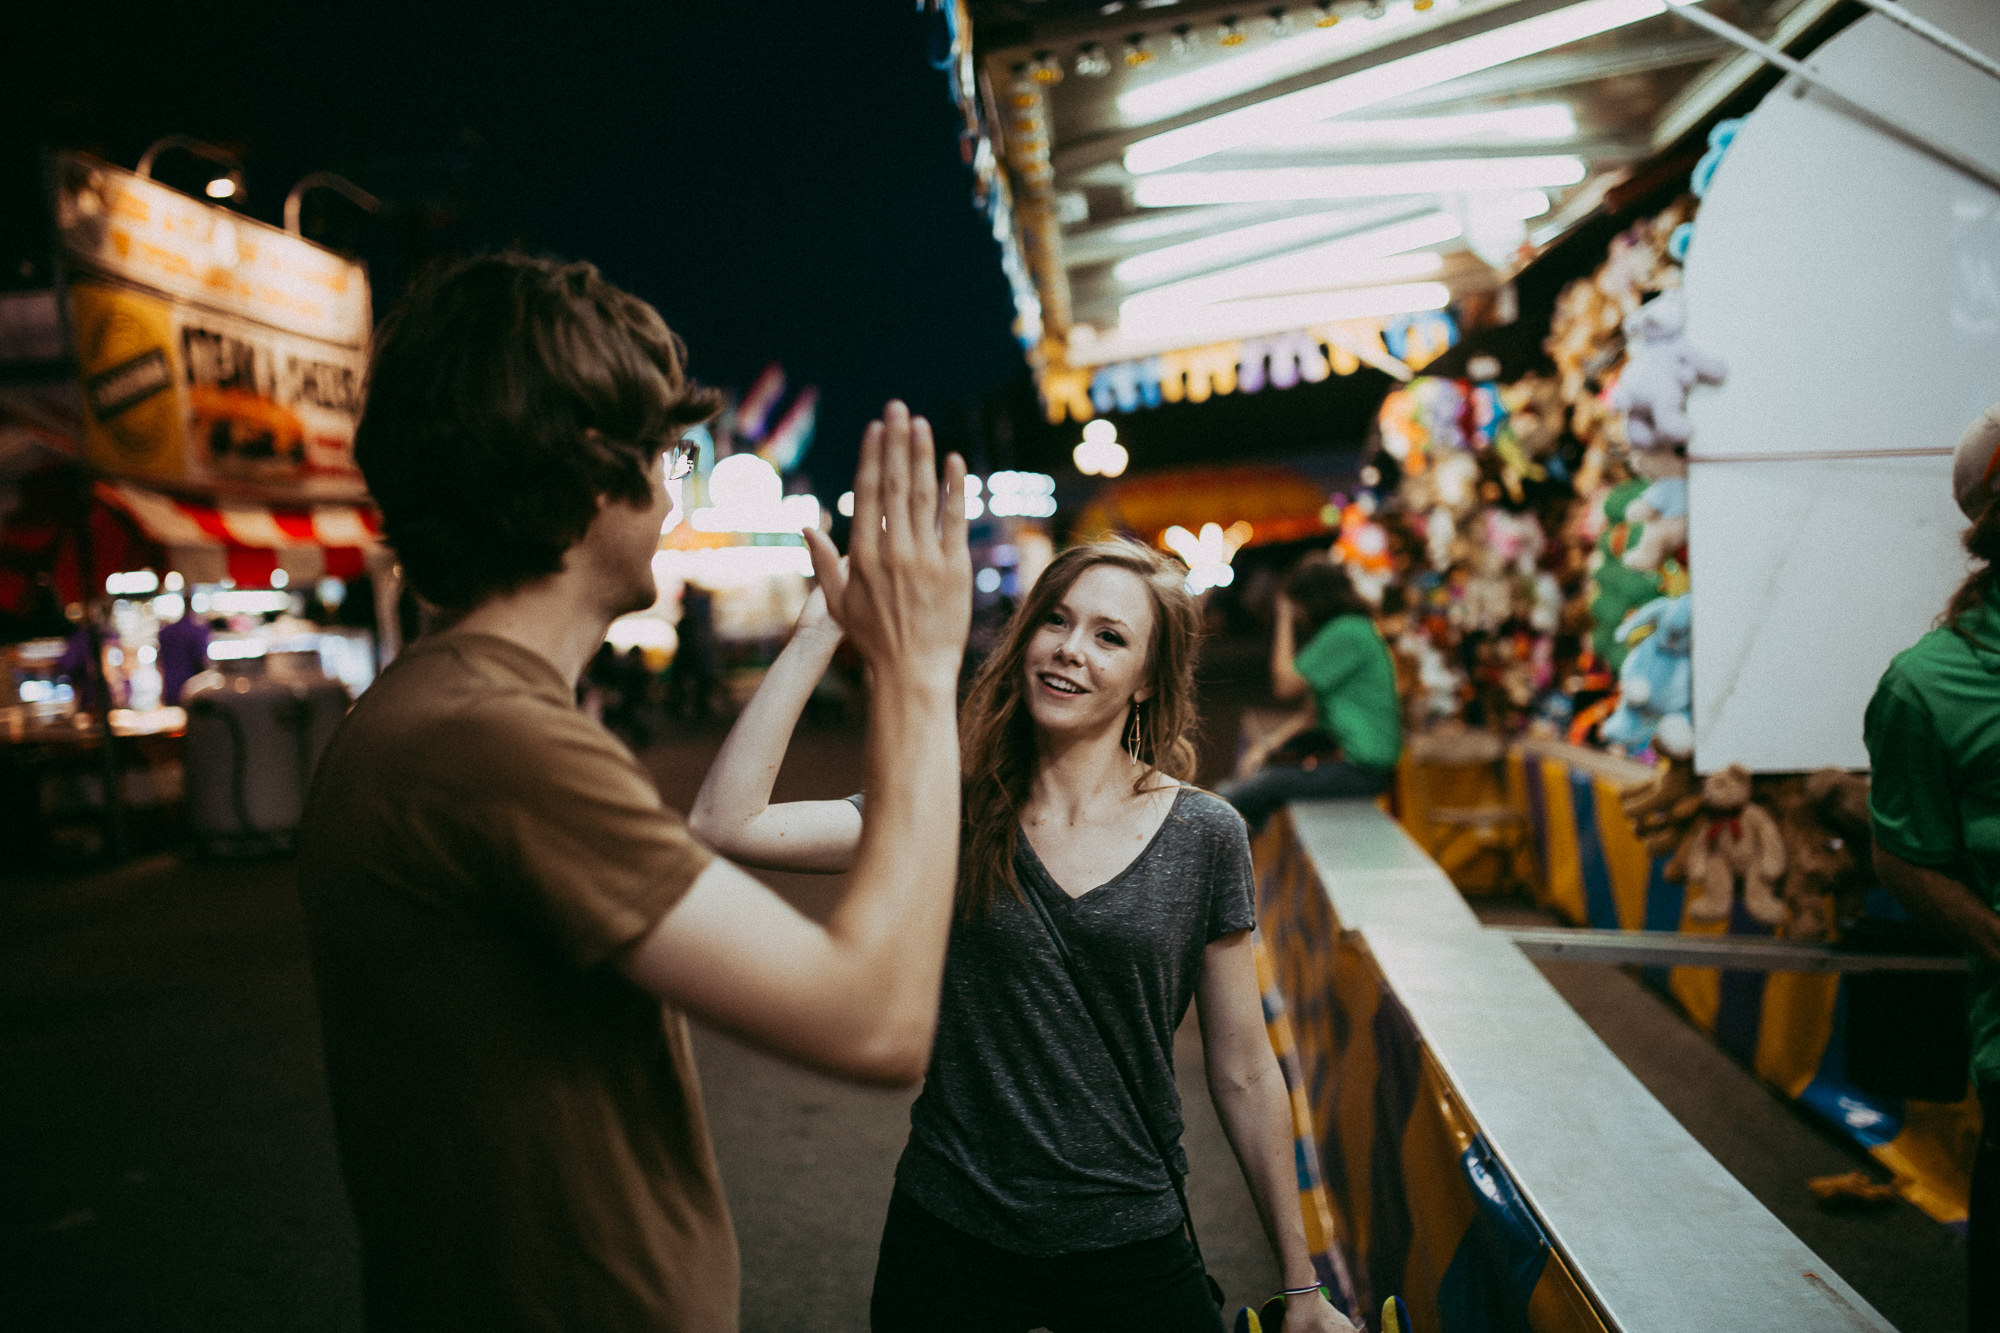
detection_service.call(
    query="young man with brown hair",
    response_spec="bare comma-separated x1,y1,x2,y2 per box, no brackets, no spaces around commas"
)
300,253,971,1331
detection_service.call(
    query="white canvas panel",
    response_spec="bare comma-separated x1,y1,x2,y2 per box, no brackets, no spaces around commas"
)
1678,0,2000,772
1690,456,1968,773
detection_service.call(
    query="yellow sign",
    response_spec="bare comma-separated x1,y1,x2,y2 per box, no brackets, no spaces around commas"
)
53,152,372,499
68,281,369,497
69,283,185,481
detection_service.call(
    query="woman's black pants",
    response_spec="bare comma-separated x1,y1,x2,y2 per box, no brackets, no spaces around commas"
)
870,1191,1225,1333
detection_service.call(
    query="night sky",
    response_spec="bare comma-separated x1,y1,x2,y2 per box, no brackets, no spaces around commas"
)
2,2,1030,495
3,1,1403,494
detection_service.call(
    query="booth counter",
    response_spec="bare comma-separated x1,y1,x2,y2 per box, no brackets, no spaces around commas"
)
1254,800,1893,1332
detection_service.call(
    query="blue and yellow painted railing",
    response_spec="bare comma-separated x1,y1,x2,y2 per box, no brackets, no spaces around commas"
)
1254,820,1608,1332
1253,800,1894,1331
1496,738,1978,1227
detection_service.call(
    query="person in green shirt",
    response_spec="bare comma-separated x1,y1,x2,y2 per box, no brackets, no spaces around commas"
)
1863,402,2000,1332
1220,559,1402,831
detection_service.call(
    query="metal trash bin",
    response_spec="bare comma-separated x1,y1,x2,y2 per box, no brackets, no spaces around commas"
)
182,650,348,856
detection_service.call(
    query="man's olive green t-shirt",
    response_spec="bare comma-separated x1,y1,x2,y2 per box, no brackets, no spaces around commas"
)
1864,593,2000,1089
299,632,731,1332
1294,613,1403,771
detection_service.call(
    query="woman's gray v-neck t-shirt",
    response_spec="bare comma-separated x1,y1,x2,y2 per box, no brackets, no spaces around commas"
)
885,785,1257,1256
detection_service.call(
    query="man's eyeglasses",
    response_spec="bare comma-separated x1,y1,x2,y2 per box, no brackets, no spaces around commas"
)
665,437,699,481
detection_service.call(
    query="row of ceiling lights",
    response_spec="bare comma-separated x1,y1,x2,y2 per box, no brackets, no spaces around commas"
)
1056,0,1690,345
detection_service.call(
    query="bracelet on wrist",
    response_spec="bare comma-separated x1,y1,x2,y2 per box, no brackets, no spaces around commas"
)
1281,1283,1325,1297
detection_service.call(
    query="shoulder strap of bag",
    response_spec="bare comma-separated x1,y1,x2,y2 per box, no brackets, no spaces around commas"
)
1017,875,1217,1287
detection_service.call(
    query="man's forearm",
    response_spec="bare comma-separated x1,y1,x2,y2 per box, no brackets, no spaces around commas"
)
1875,846,2000,964
826,670,962,1075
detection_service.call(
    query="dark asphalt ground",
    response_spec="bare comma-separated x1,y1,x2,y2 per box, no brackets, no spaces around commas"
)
0,653,1970,1332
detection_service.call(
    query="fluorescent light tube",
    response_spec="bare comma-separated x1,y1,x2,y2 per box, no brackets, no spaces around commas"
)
1124,0,1665,173
1117,0,1462,125
1118,281,1452,344
1501,189,1553,219
1111,203,1421,286
1133,155,1587,205
1121,211,1462,316
1253,102,1580,151
1122,251,1445,323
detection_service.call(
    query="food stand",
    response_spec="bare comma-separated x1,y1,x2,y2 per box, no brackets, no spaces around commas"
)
1,152,391,862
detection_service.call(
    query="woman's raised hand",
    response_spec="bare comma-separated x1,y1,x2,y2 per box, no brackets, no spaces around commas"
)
795,539,846,643
817,400,971,689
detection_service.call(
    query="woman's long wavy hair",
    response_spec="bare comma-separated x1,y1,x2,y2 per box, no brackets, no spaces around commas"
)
957,538,1203,920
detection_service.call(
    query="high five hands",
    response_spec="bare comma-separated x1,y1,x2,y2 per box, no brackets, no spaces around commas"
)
801,400,972,686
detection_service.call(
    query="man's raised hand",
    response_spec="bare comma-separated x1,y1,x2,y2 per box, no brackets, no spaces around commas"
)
819,401,971,687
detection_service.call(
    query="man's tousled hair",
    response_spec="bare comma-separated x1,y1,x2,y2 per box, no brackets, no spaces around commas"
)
356,252,720,609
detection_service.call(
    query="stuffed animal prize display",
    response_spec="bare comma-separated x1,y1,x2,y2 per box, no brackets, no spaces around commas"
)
1324,133,1864,941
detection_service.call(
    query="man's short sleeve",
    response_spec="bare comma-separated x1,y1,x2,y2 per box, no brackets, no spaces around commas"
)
1864,666,1964,871
474,706,714,970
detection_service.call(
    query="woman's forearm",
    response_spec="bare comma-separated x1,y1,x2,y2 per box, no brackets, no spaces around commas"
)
1210,1050,1319,1290
688,625,842,851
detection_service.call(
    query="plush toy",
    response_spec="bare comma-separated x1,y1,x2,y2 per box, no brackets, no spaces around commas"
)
1546,279,1623,410
1608,290,1726,451
1482,506,1546,577
1378,386,1427,469
1492,374,1562,502
1594,223,1659,320
1668,119,1744,261
1620,460,1688,574
1680,765,1788,924
1766,769,1876,939
1587,480,1664,671
1413,450,1482,570
1600,593,1692,757
1691,120,1742,199
1621,756,1703,864
1528,569,1563,635
1396,624,1465,723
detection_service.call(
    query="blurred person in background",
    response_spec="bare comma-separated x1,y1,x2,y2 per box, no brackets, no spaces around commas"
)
56,603,118,711
1218,558,1402,830
693,538,1356,1333
670,580,720,720
154,601,210,706
300,252,972,1332
1865,403,2000,1332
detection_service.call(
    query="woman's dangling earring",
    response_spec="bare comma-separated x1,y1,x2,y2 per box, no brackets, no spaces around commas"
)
1125,698,1145,765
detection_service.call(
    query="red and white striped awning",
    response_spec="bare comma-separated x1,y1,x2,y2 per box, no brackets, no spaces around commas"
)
96,480,388,587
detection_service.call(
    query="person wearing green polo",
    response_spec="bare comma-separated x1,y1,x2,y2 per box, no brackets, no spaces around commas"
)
1221,558,1401,830
1864,402,2000,1332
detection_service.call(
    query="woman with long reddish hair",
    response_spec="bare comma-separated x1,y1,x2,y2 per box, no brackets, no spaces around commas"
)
693,535,1354,1333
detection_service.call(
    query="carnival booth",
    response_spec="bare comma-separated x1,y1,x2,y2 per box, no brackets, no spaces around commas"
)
0,152,391,861
1343,0,1999,1230
947,0,1993,1322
